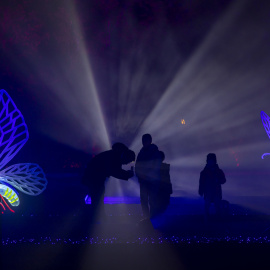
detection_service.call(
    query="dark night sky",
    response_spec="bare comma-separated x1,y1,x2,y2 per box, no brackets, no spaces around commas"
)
0,0,235,151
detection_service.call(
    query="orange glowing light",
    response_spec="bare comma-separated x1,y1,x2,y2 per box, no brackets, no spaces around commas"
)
181,119,185,125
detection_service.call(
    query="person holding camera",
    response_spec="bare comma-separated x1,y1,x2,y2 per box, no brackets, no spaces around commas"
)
82,142,135,219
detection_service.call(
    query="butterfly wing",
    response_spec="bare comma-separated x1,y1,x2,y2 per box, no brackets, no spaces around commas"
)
261,111,270,159
0,163,47,195
261,111,270,139
0,89,29,170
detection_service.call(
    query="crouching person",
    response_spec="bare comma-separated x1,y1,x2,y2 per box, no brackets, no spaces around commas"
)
82,143,135,220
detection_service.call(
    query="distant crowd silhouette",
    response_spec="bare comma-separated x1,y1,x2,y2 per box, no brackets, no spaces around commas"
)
82,134,226,222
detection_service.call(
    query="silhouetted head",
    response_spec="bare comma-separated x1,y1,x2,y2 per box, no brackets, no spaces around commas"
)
160,151,165,162
112,142,128,154
206,153,217,165
121,150,136,165
142,134,152,147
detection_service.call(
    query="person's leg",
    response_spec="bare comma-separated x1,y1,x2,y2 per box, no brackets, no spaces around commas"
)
90,185,105,219
140,182,150,218
149,182,160,218
204,198,211,222
214,198,221,216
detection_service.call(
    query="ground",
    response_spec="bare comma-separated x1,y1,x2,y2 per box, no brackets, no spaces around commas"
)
2,197,270,270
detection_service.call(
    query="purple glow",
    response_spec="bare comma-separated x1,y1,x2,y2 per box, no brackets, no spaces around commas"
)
0,89,28,170
85,195,140,204
261,111,270,159
3,235,270,245
0,90,47,210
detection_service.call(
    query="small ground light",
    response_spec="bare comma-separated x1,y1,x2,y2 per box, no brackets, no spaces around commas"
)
181,119,185,125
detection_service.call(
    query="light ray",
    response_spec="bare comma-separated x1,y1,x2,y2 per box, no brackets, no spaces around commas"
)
2,0,111,152
128,0,270,199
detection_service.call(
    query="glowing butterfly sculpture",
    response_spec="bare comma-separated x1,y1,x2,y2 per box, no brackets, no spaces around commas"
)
0,89,47,213
261,111,270,159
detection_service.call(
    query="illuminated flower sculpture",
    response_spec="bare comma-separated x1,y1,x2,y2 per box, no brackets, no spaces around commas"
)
0,89,47,213
261,111,270,159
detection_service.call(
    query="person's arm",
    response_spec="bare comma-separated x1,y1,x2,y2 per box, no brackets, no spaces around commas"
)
111,168,134,180
135,160,141,177
135,152,143,178
218,169,226,184
107,152,134,180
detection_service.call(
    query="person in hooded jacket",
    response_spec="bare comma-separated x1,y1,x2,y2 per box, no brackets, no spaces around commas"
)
199,153,226,219
82,143,135,218
135,134,162,218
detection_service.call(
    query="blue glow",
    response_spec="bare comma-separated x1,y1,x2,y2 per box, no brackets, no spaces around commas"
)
261,111,270,159
0,90,47,209
85,195,140,204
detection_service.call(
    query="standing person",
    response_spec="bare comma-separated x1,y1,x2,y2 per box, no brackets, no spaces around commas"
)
156,151,172,214
199,153,226,220
82,143,135,219
135,134,162,219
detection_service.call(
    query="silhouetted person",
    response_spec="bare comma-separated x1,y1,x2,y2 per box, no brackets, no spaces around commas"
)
135,134,162,219
82,143,135,218
155,151,172,214
199,153,226,220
